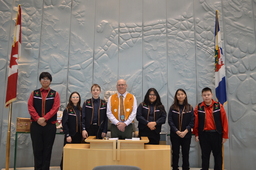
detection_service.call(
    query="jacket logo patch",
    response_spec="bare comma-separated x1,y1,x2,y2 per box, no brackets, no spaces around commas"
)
101,102,106,107
86,100,91,105
198,105,204,111
49,92,55,97
35,91,40,96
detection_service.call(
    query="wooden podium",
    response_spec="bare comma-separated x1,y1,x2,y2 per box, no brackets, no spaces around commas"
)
63,136,170,170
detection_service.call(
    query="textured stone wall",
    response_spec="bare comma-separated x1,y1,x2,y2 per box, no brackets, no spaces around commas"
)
0,0,256,169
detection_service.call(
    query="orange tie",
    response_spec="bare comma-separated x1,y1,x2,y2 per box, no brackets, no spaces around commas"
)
120,95,125,121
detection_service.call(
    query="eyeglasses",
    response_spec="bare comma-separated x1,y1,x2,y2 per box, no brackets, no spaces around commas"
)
41,78,50,81
149,94,156,96
117,84,126,87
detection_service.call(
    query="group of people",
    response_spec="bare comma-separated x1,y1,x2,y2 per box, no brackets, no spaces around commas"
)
28,72,228,170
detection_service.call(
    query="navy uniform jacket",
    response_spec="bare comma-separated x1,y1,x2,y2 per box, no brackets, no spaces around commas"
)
136,103,166,134
82,98,108,134
62,106,82,137
168,104,194,138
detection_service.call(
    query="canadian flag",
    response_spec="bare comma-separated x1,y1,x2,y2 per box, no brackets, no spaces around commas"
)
5,5,21,107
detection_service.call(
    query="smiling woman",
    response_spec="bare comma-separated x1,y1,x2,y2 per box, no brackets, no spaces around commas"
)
136,88,167,144
168,88,194,170
60,91,82,170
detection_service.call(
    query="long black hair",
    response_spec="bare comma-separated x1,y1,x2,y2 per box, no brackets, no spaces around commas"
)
171,88,192,112
66,91,82,111
143,88,163,108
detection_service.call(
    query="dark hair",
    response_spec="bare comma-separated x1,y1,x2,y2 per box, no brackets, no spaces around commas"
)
91,84,101,91
66,92,82,111
171,88,192,112
143,88,162,107
39,72,52,82
202,87,212,94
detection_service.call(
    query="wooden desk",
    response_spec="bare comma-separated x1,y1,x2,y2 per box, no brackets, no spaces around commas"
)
63,136,170,170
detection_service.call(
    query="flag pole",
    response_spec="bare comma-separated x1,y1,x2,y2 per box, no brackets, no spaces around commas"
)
216,10,224,170
5,103,13,170
222,144,224,170
215,10,218,51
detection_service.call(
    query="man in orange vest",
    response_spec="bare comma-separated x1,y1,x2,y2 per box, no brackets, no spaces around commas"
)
107,79,137,139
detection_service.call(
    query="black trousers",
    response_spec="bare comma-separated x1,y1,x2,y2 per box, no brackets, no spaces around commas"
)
30,122,56,170
139,127,160,144
199,131,223,170
170,135,191,170
87,124,100,138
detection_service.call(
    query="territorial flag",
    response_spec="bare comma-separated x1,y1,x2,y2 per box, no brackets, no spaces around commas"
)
214,10,227,105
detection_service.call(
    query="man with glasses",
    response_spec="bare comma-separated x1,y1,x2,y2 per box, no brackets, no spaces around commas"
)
107,79,137,139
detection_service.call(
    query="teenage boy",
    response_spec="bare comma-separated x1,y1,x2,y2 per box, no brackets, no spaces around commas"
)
28,72,60,170
82,84,108,139
193,87,228,170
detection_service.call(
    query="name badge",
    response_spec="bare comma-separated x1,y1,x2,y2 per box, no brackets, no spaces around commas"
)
120,115,125,121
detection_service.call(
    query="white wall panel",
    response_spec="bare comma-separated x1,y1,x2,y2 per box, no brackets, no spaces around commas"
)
194,0,216,100
222,0,256,169
68,0,95,101
93,0,119,93
119,0,143,103
38,0,72,107
142,0,168,132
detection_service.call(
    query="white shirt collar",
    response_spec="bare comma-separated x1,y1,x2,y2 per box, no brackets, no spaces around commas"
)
118,91,128,98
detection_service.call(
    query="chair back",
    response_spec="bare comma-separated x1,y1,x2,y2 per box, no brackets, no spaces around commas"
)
92,165,141,170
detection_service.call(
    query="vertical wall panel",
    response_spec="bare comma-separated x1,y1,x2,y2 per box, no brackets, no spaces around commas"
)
93,0,119,94
68,0,95,101
222,0,256,169
142,0,168,122
167,0,197,167
194,0,216,101
119,0,143,103
254,0,256,45
38,0,72,107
